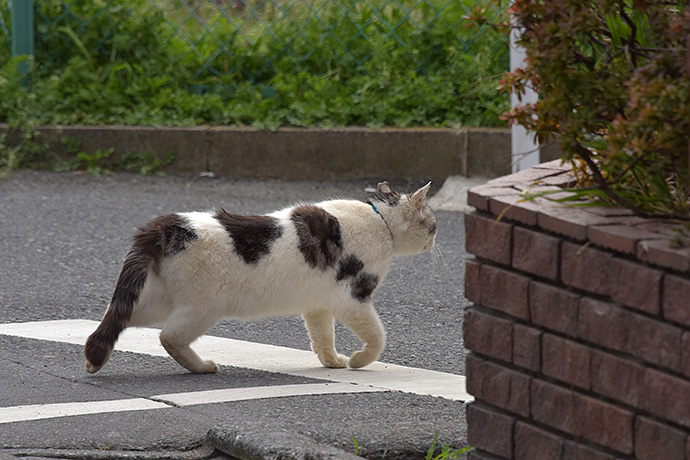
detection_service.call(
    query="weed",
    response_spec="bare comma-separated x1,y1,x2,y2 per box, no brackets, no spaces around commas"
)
671,224,690,249
120,150,175,176
352,433,473,459
62,148,115,176
426,432,474,460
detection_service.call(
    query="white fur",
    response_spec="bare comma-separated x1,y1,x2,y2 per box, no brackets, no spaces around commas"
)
100,183,436,373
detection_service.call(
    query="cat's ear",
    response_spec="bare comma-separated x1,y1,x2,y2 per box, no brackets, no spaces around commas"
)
377,181,393,195
410,182,431,210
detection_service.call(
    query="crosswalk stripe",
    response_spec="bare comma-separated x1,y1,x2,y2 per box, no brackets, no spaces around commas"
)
0,383,385,424
0,399,169,424
153,382,385,406
0,319,473,402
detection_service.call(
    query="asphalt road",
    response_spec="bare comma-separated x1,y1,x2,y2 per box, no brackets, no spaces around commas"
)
0,171,472,460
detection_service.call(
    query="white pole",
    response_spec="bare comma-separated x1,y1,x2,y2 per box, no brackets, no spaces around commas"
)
509,17,540,173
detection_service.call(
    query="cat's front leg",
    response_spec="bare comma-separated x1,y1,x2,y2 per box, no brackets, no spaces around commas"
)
337,303,386,369
303,309,348,368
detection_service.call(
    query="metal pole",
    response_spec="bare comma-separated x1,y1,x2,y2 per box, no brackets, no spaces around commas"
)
509,8,540,173
11,0,34,85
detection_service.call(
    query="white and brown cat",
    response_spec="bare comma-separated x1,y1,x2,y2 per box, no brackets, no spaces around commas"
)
84,181,436,374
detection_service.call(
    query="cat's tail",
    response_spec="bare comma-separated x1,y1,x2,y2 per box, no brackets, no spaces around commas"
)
84,220,165,374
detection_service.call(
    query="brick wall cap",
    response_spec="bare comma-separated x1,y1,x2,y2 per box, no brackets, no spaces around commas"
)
467,185,520,212
468,164,690,273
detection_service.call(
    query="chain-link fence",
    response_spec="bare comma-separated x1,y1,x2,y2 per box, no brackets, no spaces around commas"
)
2,0,506,87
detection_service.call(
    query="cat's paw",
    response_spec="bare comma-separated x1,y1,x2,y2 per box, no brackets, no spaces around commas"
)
348,351,374,369
84,360,103,374
191,359,219,374
322,353,348,368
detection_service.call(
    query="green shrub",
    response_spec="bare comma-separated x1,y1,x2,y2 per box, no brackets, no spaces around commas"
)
475,0,690,219
0,0,508,134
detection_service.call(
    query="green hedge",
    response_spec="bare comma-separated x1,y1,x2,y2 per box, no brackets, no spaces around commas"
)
0,0,508,129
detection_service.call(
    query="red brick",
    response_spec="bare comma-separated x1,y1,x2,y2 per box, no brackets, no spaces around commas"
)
531,380,633,454
465,210,512,265
628,313,682,371
514,422,563,460
533,159,569,171
636,220,683,237
530,380,575,436
467,354,531,417
467,403,514,458
577,297,631,354
538,206,611,241
468,450,509,460
587,222,661,255
488,193,541,227
464,308,513,362
610,257,662,315
480,264,531,320
541,334,590,390
512,227,561,280
467,184,517,212
465,259,482,304
637,238,690,273
513,323,541,372
530,281,579,335
487,166,565,186
578,298,680,371
578,397,634,457
642,368,690,428
683,332,690,379
561,241,614,296
663,274,690,327
582,206,635,217
590,350,644,407
562,441,621,460
635,416,687,460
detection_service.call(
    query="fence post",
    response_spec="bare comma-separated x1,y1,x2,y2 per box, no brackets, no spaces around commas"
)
11,0,34,86
509,8,540,173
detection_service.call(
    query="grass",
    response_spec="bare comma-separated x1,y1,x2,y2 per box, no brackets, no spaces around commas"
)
352,433,473,459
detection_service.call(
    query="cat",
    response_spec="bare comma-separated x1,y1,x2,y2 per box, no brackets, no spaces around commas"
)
84,181,436,374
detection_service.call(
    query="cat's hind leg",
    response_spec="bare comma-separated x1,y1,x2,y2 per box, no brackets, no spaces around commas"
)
303,309,347,368
159,310,219,374
336,303,386,369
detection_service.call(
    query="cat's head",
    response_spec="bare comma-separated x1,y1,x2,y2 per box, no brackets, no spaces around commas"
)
368,181,437,256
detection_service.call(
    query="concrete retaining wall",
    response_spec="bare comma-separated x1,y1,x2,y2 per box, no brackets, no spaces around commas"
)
463,161,690,460
0,124,561,179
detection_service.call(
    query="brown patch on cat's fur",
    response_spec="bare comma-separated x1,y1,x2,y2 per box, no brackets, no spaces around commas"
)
291,205,343,270
351,273,379,301
213,210,283,264
336,255,379,302
85,214,196,373
336,255,364,281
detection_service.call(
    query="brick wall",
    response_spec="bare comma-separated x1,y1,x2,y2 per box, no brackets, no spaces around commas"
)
463,161,690,460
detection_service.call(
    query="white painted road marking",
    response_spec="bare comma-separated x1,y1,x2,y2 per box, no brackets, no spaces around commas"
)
0,319,473,423
0,320,472,401
0,398,169,424
153,382,384,406
0,383,384,424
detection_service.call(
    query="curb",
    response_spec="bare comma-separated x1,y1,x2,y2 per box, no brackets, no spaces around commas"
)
0,124,526,180
207,423,365,460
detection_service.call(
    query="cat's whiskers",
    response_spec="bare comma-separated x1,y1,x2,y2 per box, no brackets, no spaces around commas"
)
429,242,444,271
